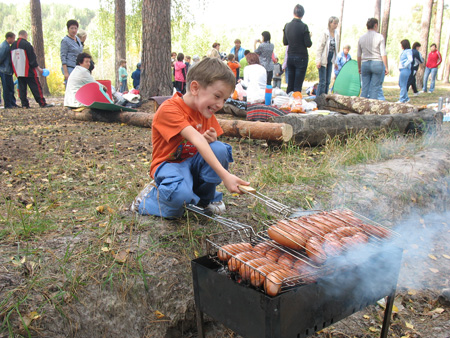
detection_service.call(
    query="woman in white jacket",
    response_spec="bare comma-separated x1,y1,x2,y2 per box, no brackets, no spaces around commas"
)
316,16,340,97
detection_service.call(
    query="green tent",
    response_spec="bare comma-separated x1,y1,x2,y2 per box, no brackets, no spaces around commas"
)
332,59,361,96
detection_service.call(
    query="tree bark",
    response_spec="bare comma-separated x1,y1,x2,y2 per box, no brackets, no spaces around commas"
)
140,0,173,100
380,0,391,43
444,54,450,83
337,0,345,52
30,0,49,96
416,0,434,88
374,0,382,31
439,26,450,81
434,0,444,50
115,0,126,90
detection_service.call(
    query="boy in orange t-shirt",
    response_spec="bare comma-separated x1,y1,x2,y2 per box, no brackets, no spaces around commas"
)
132,57,249,218
227,54,240,82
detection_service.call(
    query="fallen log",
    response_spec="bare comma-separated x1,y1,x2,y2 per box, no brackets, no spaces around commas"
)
66,108,293,142
273,109,443,146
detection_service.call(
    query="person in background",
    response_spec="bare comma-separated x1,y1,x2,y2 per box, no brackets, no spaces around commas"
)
185,55,191,73
335,45,351,77
316,16,340,97
230,39,246,79
206,48,220,59
118,59,128,93
407,42,423,96
282,46,289,87
239,50,251,80
306,83,318,96
254,31,274,85
64,52,105,108
238,53,267,103
398,39,413,103
0,32,19,109
283,4,313,94
272,57,284,88
174,52,187,94
131,62,141,90
11,30,53,108
192,55,200,66
227,54,240,83
357,18,388,100
60,19,83,85
171,52,177,89
212,42,221,52
131,57,249,218
421,43,442,94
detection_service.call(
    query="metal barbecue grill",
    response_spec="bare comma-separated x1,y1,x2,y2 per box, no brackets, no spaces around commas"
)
188,188,402,338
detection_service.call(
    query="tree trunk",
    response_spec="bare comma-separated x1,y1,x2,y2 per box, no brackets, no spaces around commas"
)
115,0,126,90
30,0,49,96
380,0,391,43
439,26,450,81
434,0,444,50
140,0,173,99
337,0,345,52
416,0,434,88
374,0,382,31
444,53,450,83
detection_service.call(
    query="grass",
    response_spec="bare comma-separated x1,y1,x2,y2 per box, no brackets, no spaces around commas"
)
1,82,450,336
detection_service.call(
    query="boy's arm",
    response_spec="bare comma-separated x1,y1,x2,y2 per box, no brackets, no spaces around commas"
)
180,126,249,194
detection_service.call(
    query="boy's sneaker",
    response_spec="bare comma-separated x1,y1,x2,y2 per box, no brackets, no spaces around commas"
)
130,180,156,212
205,201,226,215
414,92,419,96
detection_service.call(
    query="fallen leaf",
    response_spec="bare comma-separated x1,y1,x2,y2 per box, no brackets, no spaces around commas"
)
428,254,437,260
114,250,128,263
154,310,165,319
443,254,450,259
22,311,40,327
405,321,414,329
363,315,370,319
429,268,439,273
369,327,378,332
105,238,112,244
101,247,110,252
26,203,33,209
98,222,108,227
408,289,418,295
430,308,445,314
96,205,105,213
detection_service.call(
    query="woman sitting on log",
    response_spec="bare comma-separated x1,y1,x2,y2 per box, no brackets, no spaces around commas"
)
64,52,105,108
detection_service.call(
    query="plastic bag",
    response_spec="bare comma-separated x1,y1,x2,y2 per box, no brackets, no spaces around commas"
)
235,83,246,101
290,91,305,113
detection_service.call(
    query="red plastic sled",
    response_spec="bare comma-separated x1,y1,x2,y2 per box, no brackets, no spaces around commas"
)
75,82,114,106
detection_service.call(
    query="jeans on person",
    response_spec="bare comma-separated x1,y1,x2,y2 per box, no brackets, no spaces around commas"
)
398,68,411,103
422,67,438,93
120,79,128,93
284,67,288,86
272,78,281,89
138,141,233,218
61,66,74,85
407,69,418,93
266,70,273,86
0,72,18,108
360,60,385,100
317,52,333,97
287,54,309,94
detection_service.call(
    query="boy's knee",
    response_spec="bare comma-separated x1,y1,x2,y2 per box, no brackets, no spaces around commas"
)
209,141,233,163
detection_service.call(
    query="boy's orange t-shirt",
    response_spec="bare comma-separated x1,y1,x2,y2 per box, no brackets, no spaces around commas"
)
227,61,240,77
150,92,223,178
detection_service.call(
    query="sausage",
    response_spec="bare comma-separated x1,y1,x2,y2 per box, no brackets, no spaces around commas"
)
217,242,253,261
264,269,298,296
228,251,264,272
293,259,317,284
267,224,307,250
239,257,272,281
250,263,281,287
265,248,284,262
305,236,326,264
323,239,343,256
277,253,296,268
359,223,391,238
253,241,274,255
332,226,361,239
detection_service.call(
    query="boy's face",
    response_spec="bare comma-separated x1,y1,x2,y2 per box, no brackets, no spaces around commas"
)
190,80,233,119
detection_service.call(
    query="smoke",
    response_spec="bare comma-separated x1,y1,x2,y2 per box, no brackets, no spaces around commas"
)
317,210,450,299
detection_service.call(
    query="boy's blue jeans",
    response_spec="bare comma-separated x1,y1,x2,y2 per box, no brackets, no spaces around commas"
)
120,79,128,93
138,141,233,218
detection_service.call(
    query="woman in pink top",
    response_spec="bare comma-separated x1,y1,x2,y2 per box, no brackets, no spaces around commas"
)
174,53,187,94
422,43,442,93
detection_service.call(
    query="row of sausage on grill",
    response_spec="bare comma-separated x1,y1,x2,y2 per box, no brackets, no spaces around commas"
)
218,241,316,296
267,210,391,264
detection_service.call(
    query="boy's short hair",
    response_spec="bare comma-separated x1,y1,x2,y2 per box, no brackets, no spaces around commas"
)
366,18,378,30
185,55,191,60
66,19,79,30
227,54,235,61
187,57,235,93
76,52,92,65
120,59,126,65
177,53,184,61
5,32,15,39
294,4,305,18
244,49,251,56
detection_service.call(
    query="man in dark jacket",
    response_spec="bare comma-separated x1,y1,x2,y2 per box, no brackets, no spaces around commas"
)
10,30,53,108
0,32,19,108
283,4,312,94
131,62,141,89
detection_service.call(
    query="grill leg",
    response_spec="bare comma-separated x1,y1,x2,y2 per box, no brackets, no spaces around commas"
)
196,306,205,338
380,290,396,338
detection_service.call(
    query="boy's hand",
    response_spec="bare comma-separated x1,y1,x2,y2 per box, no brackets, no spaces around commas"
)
223,173,250,194
202,127,217,143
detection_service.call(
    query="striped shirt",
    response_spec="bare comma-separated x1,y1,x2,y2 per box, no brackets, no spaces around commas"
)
357,30,386,62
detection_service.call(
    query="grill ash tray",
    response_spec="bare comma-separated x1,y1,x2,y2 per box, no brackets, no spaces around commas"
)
192,245,402,338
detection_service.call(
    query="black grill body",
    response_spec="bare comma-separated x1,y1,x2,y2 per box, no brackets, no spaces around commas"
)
192,246,402,338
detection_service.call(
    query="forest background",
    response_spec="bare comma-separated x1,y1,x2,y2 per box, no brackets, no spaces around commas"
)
0,0,450,96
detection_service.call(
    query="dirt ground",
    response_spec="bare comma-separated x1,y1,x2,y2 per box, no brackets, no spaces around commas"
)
1,98,450,338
